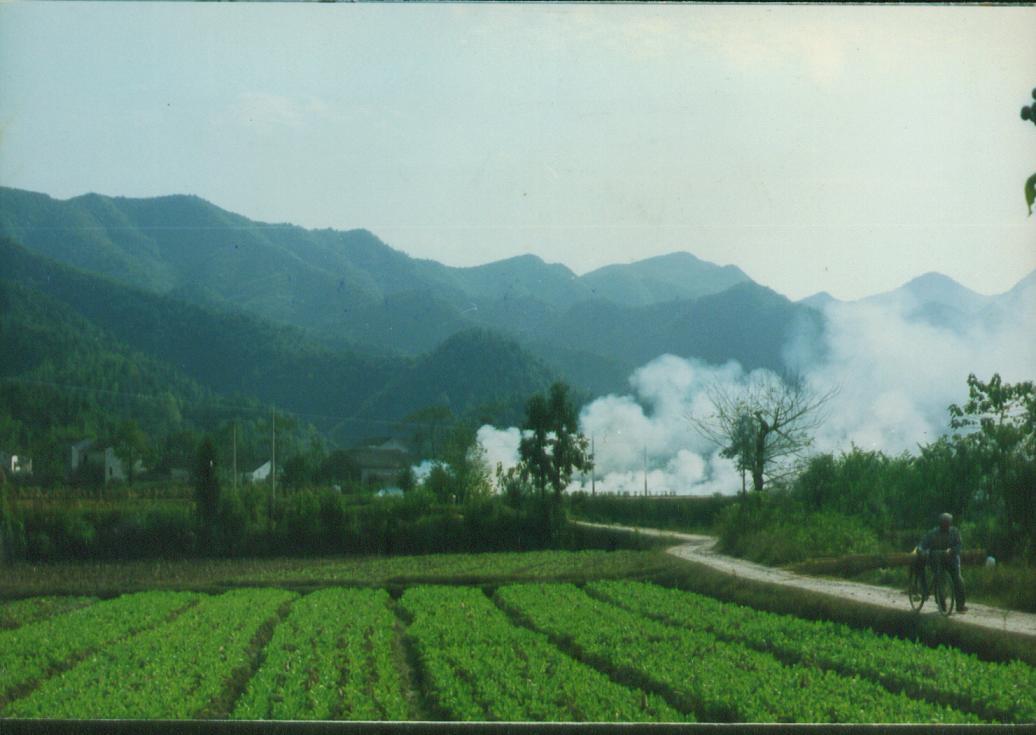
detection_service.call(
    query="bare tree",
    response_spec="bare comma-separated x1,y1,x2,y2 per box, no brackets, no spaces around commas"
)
691,372,835,494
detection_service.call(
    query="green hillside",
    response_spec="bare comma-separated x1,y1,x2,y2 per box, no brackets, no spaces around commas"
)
352,329,559,431
1,239,574,455
0,238,400,431
0,278,298,481
536,282,822,374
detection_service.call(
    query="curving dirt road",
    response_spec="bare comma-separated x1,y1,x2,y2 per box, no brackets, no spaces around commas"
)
580,521,1036,640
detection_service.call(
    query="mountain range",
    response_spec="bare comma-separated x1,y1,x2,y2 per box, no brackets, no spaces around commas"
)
2,185,1032,455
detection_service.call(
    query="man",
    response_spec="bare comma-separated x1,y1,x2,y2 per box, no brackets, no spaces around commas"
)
918,512,967,613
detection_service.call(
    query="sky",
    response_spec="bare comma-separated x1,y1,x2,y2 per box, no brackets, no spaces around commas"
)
1,3,1034,301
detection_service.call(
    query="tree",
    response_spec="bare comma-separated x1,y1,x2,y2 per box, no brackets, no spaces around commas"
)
440,422,493,503
1021,87,1036,215
720,410,758,496
518,382,592,501
318,449,360,488
692,372,835,493
949,373,1036,558
281,454,314,490
194,437,221,537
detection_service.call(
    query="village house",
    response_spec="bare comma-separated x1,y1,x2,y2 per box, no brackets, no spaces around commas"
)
247,460,273,483
68,439,137,484
347,438,412,486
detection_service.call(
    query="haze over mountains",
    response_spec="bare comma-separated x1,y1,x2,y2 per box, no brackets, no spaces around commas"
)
2,186,1033,450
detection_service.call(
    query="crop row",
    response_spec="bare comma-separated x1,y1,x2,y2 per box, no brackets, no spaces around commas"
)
495,584,978,723
0,595,97,630
401,585,685,722
243,549,670,585
233,588,408,720
4,588,295,719
587,580,1036,723
0,590,197,706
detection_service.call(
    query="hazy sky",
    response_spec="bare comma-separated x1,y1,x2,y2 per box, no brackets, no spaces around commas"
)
2,3,1034,301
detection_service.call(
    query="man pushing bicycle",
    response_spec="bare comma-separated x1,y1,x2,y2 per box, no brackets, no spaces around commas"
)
915,512,968,613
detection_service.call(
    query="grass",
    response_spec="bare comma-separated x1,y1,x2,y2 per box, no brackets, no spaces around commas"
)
0,548,689,599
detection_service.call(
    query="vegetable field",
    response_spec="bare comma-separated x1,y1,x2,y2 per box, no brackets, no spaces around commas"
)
1,582,1033,723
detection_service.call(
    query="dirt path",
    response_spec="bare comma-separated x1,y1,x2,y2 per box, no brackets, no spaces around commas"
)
580,521,1036,640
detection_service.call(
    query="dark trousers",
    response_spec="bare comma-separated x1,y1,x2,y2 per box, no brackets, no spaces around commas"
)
920,553,966,608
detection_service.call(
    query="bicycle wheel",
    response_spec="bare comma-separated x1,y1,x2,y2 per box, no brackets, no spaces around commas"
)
934,567,955,616
907,567,925,612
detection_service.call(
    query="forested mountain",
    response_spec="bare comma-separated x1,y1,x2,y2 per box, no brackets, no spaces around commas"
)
0,187,775,361
531,282,823,376
350,329,559,436
0,277,293,480
0,238,562,456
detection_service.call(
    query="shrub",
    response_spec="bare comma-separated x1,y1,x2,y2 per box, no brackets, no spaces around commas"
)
716,498,880,565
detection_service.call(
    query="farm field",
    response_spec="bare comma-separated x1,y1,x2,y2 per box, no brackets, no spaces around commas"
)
2,581,1034,724
0,548,680,598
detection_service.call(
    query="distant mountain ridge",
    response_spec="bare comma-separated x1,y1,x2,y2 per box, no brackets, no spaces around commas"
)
581,252,750,306
0,187,752,348
1,186,826,425
798,269,1036,336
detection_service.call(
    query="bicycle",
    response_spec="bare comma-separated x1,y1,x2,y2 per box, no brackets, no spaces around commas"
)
907,548,956,616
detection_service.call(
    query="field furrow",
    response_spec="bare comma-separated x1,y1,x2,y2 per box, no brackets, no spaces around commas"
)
3,588,295,719
232,588,407,720
401,585,686,722
495,584,979,723
587,580,1036,723
0,591,197,708
0,596,97,631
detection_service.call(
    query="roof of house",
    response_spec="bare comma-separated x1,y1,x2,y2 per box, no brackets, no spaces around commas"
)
372,438,410,453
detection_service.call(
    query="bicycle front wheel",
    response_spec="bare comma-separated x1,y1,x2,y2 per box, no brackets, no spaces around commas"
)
934,567,955,616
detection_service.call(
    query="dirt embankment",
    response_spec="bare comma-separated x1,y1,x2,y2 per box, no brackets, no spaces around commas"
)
578,522,1036,640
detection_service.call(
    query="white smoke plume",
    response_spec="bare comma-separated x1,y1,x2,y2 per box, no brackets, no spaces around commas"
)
475,425,522,475
802,297,1035,455
475,281,1035,496
410,459,445,484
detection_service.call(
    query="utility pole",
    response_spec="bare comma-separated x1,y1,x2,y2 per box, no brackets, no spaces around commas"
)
232,422,238,493
643,447,648,497
590,435,596,497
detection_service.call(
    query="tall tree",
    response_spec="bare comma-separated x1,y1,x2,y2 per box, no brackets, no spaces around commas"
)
692,372,834,493
518,382,592,501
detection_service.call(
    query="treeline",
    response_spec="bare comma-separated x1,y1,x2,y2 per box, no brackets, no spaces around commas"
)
1,488,648,562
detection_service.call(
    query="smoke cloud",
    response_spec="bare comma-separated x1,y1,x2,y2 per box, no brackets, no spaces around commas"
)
474,281,1035,496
